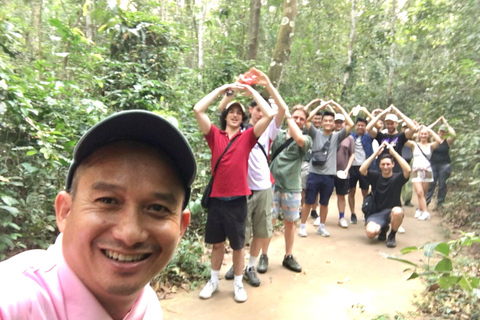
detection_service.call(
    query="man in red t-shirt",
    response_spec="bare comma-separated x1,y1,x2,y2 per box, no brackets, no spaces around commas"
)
193,83,274,303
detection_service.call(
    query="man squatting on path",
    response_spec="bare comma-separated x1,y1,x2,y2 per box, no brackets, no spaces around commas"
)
220,67,286,287
360,141,411,248
0,110,197,319
194,82,274,302
299,99,354,237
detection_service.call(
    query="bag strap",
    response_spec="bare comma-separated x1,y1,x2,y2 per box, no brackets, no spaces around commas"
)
415,142,431,163
212,135,240,176
256,142,269,164
313,134,332,153
271,137,294,163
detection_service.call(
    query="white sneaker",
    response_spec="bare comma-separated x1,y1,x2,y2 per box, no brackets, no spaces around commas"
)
298,226,307,237
398,226,406,234
316,225,330,237
313,217,320,226
338,218,348,228
418,211,431,221
199,280,219,299
414,209,422,218
234,283,247,302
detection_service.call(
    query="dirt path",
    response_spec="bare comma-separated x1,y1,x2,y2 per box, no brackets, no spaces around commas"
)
161,191,444,319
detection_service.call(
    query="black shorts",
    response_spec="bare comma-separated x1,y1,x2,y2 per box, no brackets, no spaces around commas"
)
366,208,392,228
205,197,247,250
349,166,370,190
334,176,350,195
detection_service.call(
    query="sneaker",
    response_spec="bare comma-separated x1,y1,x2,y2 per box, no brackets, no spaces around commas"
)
338,218,348,228
313,217,320,226
310,210,318,219
316,225,330,237
350,213,358,224
386,232,396,248
398,226,406,234
257,254,268,274
298,227,307,237
418,211,431,221
225,265,234,280
404,201,414,207
378,226,389,241
199,280,219,299
243,267,260,287
282,254,302,272
234,283,247,302
414,209,422,218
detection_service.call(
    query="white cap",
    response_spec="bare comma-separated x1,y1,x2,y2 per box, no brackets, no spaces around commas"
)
226,101,246,113
335,113,345,122
385,114,398,122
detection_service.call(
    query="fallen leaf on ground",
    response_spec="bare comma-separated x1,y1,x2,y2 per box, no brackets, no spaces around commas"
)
337,277,350,284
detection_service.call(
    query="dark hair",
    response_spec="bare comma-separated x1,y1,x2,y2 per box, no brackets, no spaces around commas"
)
219,106,248,130
249,95,270,108
356,117,367,125
322,111,335,119
315,111,322,116
378,153,394,163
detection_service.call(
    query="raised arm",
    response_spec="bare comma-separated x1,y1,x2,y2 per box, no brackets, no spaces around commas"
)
366,106,391,138
424,126,443,150
237,84,275,138
194,84,241,135
305,99,329,130
247,67,286,127
359,106,375,121
330,100,354,133
441,116,456,146
360,142,386,176
285,108,305,147
390,105,416,139
427,116,442,130
388,143,411,179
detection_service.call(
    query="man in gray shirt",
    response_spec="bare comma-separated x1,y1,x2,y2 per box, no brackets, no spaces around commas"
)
299,100,354,237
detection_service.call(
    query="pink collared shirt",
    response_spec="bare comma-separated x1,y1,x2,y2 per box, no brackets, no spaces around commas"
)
0,234,162,320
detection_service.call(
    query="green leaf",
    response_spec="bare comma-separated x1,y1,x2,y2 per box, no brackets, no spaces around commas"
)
438,275,460,289
458,276,476,291
387,256,419,267
434,242,450,255
21,162,39,173
434,258,453,272
0,205,19,216
8,222,20,230
423,242,441,257
26,150,38,156
1,195,19,206
407,272,419,280
400,246,419,254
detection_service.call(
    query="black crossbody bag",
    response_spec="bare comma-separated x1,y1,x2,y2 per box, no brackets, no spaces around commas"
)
201,135,240,208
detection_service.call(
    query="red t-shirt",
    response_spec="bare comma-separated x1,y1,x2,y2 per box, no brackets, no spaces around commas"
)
205,125,258,197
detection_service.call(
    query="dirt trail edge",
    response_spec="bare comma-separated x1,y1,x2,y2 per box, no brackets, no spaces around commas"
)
161,192,444,320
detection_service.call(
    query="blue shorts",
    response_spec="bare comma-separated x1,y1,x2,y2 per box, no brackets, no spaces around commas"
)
305,173,335,206
272,191,301,222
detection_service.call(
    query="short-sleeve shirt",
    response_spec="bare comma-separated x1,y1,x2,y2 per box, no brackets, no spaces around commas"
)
308,126,347,175
0,234,161,320
247,119,281,191
367,171,408,211
375,131,408,172
204,125,258,197
336,135,354,172
270,130,312,192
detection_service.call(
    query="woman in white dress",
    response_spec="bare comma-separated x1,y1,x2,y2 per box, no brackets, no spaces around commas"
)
405,125,442,220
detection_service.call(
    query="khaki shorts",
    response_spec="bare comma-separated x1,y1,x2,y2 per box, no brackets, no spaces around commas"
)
411,169,433,183
245,188,273,239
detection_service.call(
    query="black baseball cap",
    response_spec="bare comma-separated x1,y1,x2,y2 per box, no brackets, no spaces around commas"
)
66,110,197,209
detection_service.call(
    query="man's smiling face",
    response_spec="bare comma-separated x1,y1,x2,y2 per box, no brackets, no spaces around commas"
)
56,142,188,300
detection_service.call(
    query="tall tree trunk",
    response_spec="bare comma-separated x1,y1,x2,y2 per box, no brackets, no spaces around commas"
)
267,0,297,88
197,0,206,84
185,0,197,68
32,0,43,58
341,0,357,101
85,1,94,41
246,0,261,61
387,0,397,105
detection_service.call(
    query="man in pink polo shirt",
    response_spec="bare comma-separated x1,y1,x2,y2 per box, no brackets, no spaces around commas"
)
0,111,197,320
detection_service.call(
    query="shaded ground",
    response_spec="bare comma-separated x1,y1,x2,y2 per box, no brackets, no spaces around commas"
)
161,192,445,319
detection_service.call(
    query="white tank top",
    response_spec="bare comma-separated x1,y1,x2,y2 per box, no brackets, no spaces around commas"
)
412,143,432,170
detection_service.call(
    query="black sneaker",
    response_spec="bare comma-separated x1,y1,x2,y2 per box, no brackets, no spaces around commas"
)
310,210,318,219
404,201,414,207
378,226,389,241
243,267,260,287
386,232,396,248
225,264,234,280
350,213,358,224
282,255,302,273
257,254,268,274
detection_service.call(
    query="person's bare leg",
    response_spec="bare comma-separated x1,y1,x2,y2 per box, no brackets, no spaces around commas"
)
301,203,313,224
211,242,225,270
390,207,404,232
261,237,271,255
422,182,430,208
361,188,368,198
284,221,295,255
232,248,245,276
365,221,381,239
348,187,356,214
413,181,427,211
319,204,328,224
337,195,346,216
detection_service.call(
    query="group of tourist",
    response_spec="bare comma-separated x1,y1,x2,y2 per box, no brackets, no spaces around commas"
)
194,67,456,303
